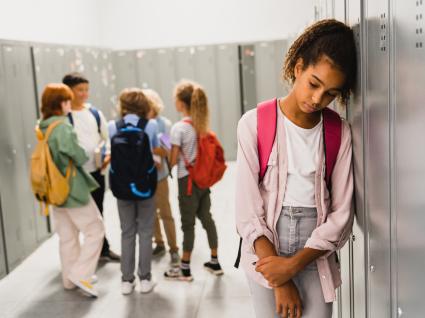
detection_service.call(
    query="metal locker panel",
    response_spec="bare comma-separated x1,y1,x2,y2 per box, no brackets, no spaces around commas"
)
17,45,50,244
174,47,196,83
112,51,138,95
240,44,258,113
156,48,179,123
0,197,7,278
254,41,279,102
394,1,425,316
364,1,391,317
215,44,241,161
0,44,37,270
346,0,367,317
135,49,159,92
82,48,105,115
194,46,221,139
273,40,290,97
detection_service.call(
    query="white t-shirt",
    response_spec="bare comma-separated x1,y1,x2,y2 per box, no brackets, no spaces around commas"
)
69,104,110,173
282,110,322,208
170,117,197,179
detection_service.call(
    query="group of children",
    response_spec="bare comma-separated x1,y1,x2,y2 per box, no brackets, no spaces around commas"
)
34,18,358,318
36,73,223,298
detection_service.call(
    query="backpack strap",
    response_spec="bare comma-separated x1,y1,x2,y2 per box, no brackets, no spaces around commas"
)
115,119,126,130
89,107,101,134
322,107,342,192
67,107,101,134
257,98,278,182
136,118,148,130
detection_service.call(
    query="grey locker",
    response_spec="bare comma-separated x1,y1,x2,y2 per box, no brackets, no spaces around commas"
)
240,44,258,113
95,50,116,119
174,47,196,83
254,40,288,102
112,51,138,95
135,49,160,92
194,46,221,140
393,1,425,316
0,197,7,278
215,44,241,161
346,1,367,317
156,48,179,123
0,43,38,270
364,2,392,317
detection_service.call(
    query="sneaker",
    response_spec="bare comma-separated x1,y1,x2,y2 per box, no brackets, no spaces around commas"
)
121,280,136,295
139,278,156,294
204,262,224,276
69,278,98,297
152,244,166,257
170,252,180,267
99,250,121,262
164,267,193,282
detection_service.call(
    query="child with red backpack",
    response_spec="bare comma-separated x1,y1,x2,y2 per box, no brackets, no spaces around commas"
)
235,20,357,317
165,80,226,281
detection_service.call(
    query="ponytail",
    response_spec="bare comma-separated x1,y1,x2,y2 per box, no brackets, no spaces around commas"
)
190,87,209,135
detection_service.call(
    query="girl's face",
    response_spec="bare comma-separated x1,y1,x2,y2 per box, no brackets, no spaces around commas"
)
61,100,72,115
293,56,345,113
71,83,89,105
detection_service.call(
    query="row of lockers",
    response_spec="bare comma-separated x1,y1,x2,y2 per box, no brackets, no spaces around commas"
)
0,38,292,278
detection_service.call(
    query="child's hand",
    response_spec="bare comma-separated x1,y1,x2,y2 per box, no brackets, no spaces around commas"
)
274,280,302,318
255,255,298,287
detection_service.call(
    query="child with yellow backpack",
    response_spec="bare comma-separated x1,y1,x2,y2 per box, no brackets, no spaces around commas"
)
31,83,104,297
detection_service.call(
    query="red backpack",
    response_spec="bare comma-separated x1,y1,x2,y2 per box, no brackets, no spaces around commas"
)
182,119,227,195
234,98,342,268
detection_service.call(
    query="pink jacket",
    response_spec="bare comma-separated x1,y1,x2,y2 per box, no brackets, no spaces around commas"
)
235,105,354,303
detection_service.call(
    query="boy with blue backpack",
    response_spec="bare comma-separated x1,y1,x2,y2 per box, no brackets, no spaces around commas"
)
108,88,167,295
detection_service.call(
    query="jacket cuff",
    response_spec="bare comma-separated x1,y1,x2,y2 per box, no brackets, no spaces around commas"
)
245,217,274,254
305,237,336,256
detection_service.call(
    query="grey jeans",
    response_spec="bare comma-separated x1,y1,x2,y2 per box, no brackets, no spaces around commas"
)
249,206,333,318
117,198,155,282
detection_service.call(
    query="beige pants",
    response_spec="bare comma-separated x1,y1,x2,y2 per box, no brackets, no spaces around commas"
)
52,198,105,289
153,178,178,253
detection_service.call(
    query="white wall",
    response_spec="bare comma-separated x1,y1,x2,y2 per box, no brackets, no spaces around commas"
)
100,0,317,50
0,0,104,46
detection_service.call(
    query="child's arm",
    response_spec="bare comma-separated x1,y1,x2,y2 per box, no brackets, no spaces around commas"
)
235,111,275,258
169,145,180,169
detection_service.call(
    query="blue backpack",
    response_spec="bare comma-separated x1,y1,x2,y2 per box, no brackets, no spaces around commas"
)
109,118,157,200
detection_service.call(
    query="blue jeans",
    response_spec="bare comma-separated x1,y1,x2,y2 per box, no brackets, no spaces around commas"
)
248,206,333,318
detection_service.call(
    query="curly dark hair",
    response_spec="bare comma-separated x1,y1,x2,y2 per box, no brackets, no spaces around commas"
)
283,19,357,104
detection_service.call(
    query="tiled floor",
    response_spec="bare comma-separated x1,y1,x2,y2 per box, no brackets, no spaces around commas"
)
0,162,256,318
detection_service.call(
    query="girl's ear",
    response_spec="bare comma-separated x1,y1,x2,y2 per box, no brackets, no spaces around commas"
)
294,58,304,79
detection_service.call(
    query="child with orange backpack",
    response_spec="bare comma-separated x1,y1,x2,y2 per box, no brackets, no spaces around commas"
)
164,80,226,281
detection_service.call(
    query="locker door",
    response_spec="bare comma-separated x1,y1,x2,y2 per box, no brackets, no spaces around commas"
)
135,49,159,91
174,47,196,83
112,51,138,94
98,50,116,119
215,44,241,161
273,40,289,97
0,197,7,278
0,44,38,270
254,41,280,102
17,45,50,243
194,46,221,140
239,45,258,113
364,1,391,317
393,1,425,316
156,49,179,123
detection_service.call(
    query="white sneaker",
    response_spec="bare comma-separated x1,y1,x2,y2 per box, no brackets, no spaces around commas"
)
121,280,136,295
139,278,156,294
69,278,98,298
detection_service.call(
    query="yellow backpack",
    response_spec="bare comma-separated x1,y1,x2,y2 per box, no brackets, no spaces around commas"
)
30,120,74,216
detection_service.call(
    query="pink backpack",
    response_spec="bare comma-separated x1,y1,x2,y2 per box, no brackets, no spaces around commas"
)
257,98,342,191
234,98,342,268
